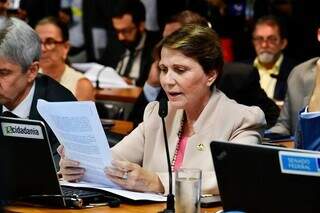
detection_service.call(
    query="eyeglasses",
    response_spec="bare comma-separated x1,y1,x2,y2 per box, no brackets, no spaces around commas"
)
252,36,280,45
40,38,65,50
114,25,137,37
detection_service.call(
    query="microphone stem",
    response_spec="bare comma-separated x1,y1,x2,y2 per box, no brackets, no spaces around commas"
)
96,67,105,90
161,117,172,195
161,117,175,212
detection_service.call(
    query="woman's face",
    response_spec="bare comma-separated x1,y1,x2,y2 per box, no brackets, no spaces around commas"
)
35,23,69,69
159,47,216,109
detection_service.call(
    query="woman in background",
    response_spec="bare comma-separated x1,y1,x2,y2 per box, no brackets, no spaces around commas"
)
35,17,94,101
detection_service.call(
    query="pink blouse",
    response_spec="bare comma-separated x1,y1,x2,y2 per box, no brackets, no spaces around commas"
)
173,136,188,171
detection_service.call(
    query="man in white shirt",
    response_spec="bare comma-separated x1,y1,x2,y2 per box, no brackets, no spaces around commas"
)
249,15,297,102
101,0,159,86
0,17,76,165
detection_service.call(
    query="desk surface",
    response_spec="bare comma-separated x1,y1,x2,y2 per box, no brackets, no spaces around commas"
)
95,87,142,103
278,140,294,148
5,203,221,213
110,120,133,135
5,141,294,213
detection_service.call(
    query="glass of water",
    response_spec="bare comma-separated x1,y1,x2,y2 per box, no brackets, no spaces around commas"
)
175,168,202,213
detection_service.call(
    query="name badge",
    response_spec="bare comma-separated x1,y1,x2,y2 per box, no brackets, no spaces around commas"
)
279,151,320,177
1,122,44,139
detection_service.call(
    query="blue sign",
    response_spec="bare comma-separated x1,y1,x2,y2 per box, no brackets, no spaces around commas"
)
279,151,320,176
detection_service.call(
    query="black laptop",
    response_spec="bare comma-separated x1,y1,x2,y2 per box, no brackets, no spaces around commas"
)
0,116,120,208
210,141,320,213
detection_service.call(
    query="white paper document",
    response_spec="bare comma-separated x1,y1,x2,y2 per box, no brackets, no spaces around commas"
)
60,180,166,202
37,100,166,202
72,62,130,88
37,100,118,188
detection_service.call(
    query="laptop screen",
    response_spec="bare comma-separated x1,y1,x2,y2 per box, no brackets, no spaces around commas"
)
210,141,320,213
0,116,63,204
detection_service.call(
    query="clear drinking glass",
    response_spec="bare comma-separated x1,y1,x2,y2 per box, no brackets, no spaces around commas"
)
175,168,202,213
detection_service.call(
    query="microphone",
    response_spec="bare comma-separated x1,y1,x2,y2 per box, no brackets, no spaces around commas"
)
158,98,175,213
270,73,279,79
96,66,106,90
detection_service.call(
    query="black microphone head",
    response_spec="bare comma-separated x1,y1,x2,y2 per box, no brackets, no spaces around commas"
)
158,98,168,118
270,74,279,79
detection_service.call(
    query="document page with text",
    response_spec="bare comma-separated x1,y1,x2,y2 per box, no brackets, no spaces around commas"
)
37,99,118,188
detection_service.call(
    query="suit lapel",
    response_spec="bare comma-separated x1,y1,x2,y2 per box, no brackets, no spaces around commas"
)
29,76,45,120
303,60,317,106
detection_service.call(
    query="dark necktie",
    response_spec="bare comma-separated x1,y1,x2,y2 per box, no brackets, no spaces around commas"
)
1,111,19,118
123,50,136,78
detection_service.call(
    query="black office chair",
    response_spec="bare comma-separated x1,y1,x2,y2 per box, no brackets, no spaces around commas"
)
95,102,124,120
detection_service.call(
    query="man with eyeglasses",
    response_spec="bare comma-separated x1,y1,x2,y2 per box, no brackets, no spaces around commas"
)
246,15,297,102
101,0,159,86
0,17,76,166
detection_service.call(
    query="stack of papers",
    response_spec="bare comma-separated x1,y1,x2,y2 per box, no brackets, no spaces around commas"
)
37,100,166,202
72,62,130,88
60,180,166,202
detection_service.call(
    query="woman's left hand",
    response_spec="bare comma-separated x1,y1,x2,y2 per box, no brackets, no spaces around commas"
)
105,160,164,193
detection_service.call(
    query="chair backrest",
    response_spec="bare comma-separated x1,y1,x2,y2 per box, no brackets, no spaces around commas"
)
95,102,124,120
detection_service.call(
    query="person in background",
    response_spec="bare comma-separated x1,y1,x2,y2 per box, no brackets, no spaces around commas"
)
58,24,265,195
35,16,95,101
296,61,320,151
0,17,76,165
0,0,9,16
101,0,159,86
247,15,297,102
59,0,111,62
129,10,279,128
19,0,60,27
268,25,320,137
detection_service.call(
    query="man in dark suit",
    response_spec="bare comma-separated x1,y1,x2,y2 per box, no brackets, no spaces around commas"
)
246,15,297,101
100,0,159,86
218,63,280,127
0,17,76,165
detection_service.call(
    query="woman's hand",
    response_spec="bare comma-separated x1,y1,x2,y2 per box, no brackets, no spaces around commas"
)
105,160,164,193
57,145,85,182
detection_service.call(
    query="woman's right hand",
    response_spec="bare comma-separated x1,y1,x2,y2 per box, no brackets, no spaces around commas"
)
57,145,85,182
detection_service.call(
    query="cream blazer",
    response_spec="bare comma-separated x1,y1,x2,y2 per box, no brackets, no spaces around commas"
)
111,88,266,194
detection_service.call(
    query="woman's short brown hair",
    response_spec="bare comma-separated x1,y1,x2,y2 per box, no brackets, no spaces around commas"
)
155,24,224,85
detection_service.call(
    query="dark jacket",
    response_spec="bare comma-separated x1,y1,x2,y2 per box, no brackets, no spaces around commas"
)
0,74,77,164
101,31,160,87
129,62,280,128
244,55,298,101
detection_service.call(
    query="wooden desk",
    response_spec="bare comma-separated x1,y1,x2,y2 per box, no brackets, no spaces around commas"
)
5,203,221,213
95,87,142,103
278,140,294,148
110,120,133,135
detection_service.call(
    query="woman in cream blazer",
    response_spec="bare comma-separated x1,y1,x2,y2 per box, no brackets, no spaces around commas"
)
59,25,266,195
111,87,265,195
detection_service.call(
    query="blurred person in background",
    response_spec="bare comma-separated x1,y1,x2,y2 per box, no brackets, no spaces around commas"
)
35,16,94,101
246,15,297,102
101,0,159,86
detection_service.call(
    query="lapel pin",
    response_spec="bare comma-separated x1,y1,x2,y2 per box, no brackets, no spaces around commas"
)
196,143,205,151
